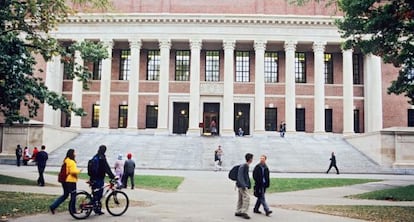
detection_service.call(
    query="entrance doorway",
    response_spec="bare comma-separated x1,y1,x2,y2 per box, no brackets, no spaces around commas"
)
203,103,220,135
234,103,250,136
173,102,189,134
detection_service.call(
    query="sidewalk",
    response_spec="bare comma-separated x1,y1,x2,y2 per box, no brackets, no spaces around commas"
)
1,165,414,222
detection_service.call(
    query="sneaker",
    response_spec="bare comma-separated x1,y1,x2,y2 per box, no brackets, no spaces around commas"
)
242,213,250,219
235,212,243,217
49,206,55,215
265,210,273,216
253,209,262,214
95,211,104,215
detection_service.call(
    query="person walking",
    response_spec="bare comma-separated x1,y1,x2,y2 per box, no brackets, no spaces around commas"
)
235,153,253,220
114,154,124,188
89,145,116,215
279,121,286,138
252,155,272,216
123,153,136,189
36,145,48,186
49,149,80,214
15,145,22,167
326,152,340,174
214,145,223,171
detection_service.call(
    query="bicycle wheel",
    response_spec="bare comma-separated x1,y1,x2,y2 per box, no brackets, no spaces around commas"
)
105,190,129,216
69,191,93,220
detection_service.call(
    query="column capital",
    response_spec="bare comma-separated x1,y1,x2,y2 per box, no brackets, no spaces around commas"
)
223,39,236,51
190,39,202,50
341,48,353,54
284,40,297,52
254,40,267,51
159,39,171,49
312,41,326,53
101,39,114,49
129,39,142,49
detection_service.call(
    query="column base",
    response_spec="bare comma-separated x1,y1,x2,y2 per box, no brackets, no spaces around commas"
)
186,128,201,137
253,130,267,137
221,129,236,137
155,128,169,136
127,126,138,130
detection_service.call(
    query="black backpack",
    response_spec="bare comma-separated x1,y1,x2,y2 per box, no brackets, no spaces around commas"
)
228,165,240,181
87,155,100,177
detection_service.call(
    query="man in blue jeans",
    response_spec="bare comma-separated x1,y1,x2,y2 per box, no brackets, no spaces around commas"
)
89,145,115,215
252,155,272,216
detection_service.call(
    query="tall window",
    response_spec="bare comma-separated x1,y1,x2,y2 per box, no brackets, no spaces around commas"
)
92,60,102,80
62,46,74,80
354,109,360,133
235,51,250,82
118,105,128,128
296,108,306,131
264,52,279,83
147,50,160,80
146,105,158,128
92,104,100,127
353,54,363,84
408,109,414,127
119,49,131,80
205,51,220,81
325,109,333,132
175,50,190,81
295,52,306,83
265,108,277,131
324,53,334,84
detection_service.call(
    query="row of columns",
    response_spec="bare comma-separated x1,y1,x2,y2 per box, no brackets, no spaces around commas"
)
43,38,383,135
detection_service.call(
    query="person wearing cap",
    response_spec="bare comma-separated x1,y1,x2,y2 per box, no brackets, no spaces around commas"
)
114,154,124,188
123,153,136,189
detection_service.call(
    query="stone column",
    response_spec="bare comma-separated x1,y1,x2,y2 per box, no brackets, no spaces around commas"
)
284,41,297,132
156,39,171,134
254,40,266,135
127,39,142,129
70,47,83,128
222,39,236,136
43,55,62,126
364,54,383,132
342,49,354,134
98,40,113,129
187,39,202,136
313,41,326,133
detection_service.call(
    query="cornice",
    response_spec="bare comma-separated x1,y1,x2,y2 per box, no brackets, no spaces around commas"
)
61,13,339,27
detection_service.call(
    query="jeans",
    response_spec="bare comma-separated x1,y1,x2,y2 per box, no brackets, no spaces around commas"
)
37,165,46,186
254,187,269,212
123,173,134,188
16,156,21,166
327,164,340,174
92,179,104,212
50,182,76,211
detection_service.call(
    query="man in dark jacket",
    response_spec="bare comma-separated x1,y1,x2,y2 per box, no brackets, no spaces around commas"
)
15,145,22,167
90,145,116,215
326,152,340,174
235,153,253,219
253,155,272,216
36,145,48,186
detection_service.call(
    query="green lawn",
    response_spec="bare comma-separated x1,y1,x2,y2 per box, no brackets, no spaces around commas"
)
266,178,381,193
349,184,414,201
0,174,39,186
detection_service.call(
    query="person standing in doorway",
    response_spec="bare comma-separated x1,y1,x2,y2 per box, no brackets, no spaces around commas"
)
326,152,340,174
36,145,48,186
253,155,272,216
15,145,22,167
210,119,217,136
123,153,136,189
235,153,253,219
279,121,286,138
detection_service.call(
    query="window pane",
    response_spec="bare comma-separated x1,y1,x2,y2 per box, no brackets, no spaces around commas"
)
353,54,363,84
265,108,277,131
92,60,102,80
295,52,306,83
118,105,128,128
146,105,158,128
175,50,190,81
92,104,100,127
264,52,278,83
324,53,333,84
120,50,131,80
235,51,250,82
205,51,220,81
147,50,160,80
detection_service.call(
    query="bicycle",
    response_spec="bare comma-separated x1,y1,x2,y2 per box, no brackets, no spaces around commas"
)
69,178,129,219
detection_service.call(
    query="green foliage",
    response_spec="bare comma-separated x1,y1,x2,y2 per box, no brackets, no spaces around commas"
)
0,0,109,124
266,178,380,193
349,184,414,201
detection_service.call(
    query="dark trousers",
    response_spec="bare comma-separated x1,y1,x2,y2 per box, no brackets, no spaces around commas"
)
327,163,339,174
92,179,104,212
123,172,134,188
50,182,77,211
16,156,21,166
37,165,46,186
254,187,270,212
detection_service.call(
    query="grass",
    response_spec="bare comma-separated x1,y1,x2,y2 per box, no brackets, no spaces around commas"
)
46,172,184,191
0,174,40,186
349,185,414,201
314,205,414,222
266,178,381,193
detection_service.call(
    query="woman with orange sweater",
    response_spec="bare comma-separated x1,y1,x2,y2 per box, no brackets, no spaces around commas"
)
49,149,80,214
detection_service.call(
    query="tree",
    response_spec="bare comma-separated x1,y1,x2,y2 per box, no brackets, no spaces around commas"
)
0,0,110,124
291,0,414,104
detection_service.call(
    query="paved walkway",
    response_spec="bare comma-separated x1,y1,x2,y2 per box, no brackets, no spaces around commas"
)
1,165,413,222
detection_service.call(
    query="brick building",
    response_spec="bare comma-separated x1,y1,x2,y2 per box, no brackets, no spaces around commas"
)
35,0,413,136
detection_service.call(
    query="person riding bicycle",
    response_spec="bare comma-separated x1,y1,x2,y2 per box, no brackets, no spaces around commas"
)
89,145,116,215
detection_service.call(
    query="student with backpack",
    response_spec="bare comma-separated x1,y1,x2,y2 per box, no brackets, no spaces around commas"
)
88,145,116,215
49,149,80,214
233,153,253,219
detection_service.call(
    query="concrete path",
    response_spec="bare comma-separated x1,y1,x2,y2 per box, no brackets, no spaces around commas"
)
1,165,414,222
